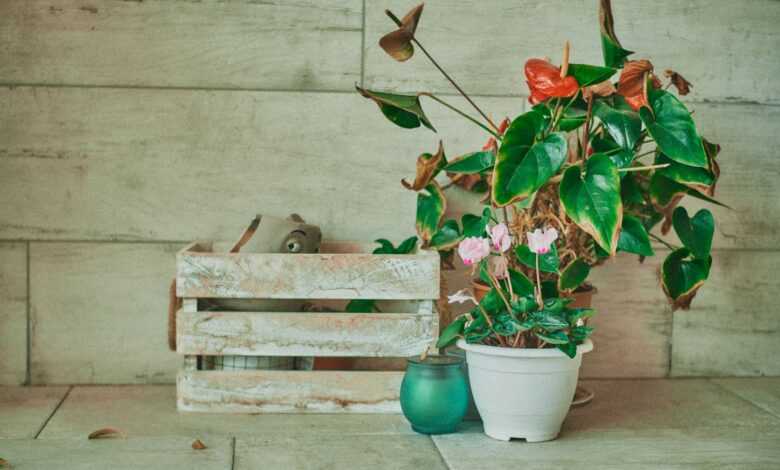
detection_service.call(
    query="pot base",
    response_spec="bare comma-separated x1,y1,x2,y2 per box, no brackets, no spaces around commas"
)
484,426,558,443
411,425,458,435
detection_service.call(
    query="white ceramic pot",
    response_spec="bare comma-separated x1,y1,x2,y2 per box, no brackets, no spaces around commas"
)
457,339,593,442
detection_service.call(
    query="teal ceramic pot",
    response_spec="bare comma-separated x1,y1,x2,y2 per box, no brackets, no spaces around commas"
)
400,355,469,435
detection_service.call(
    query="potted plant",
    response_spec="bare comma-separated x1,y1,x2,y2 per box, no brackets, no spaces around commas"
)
359,0,723,441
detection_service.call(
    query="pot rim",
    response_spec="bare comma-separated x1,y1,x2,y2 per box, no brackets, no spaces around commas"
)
406,354,464,367
456,338,593,358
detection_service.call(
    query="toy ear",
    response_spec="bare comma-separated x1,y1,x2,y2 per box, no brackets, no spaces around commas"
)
287,213,305,223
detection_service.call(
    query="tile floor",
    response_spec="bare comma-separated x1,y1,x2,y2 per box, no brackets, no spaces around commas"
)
1,378,778,469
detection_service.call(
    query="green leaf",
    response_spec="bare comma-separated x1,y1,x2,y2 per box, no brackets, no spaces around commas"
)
510,296,538,314
599,0,633,68
570,325,594,342
536,330,569,345
567,308,596,325
436,316,467,349
493,132,568,207
494,313,523,336
509,268,536,297
649,173,728,209
557,342,578,358
461,208,491,238
567,63,617,87
429,220,461,250
515,244,560,274
356,86,435,131
618,214,654,257
593,100,641,150
559,258,591,292
372,239,395,254
444,151,495,174
620,172,645,204
559,153,623,255
655,153,714,189
416,182,446,242
345,299,377,313
395,236,419,254
640,88,706,168
672,207,714,260
662,248,711,310
530,310,569,331
534,102,587,132
541,280,559,299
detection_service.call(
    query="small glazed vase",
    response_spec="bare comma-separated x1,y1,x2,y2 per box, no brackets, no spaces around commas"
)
400,355,469,435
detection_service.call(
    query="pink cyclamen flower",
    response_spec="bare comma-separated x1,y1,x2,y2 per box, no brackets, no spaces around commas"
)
527,228,559,254
457,237,490,266
488,223,511,253
448,289,478,305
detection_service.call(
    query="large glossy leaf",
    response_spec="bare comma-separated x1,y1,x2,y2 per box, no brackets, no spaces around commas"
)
493,132,568,207
617,214,654,256
444,151,495,174
428,219,461,250
567,63,617,87
649,173,728,209
662,248,711,310
593,100,641,150
515,244,560,274
672,207,714,260
356,86,435,131
599,0,633,68
416,182,445,242
558,258,591,292
560,154,623,255
640,88,706,168
491,110,546,206
655,153,714,191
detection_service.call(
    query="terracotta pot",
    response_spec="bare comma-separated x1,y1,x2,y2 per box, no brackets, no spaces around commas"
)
472,279,491,303
565,284,596,309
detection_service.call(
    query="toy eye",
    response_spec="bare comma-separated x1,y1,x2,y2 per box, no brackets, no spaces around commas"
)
287,240,302,253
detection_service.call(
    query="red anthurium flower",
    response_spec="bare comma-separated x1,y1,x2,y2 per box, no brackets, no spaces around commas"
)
524,58,579,105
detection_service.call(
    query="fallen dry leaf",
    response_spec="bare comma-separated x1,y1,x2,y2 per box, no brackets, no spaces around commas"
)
191,439,207,450
0,457,10,468
88,427,125,440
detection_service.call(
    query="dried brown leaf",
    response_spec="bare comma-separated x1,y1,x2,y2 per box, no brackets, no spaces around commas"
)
617,59,654,110
583,80,616,101
0,457,10,468
664,69,693,95
379,4,424,62
88,427,125,440
402,141,445,191
191,439,207,450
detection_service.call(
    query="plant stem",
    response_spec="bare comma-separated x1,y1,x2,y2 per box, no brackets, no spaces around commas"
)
649,232,678,250
385,10,500,132
618,163,670,173
535,254,543,306
581,97,595,160
422,93,501,139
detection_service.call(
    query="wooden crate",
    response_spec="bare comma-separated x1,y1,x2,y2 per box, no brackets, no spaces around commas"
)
175,241,440,413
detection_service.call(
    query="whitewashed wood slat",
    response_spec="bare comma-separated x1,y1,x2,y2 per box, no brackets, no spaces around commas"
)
176,310,436,357
29,242,184,384
178,370,404,413
364,0,780,104
0,0,361,91
0,87,523,243
0,242,27,385
671,250,780,377
176,247,440,300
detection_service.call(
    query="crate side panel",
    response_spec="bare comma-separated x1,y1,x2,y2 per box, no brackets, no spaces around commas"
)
177,370,403,413
176,311,436,357
177,252,439,300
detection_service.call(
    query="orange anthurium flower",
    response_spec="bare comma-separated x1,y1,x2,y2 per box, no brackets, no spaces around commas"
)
524,58,579,105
